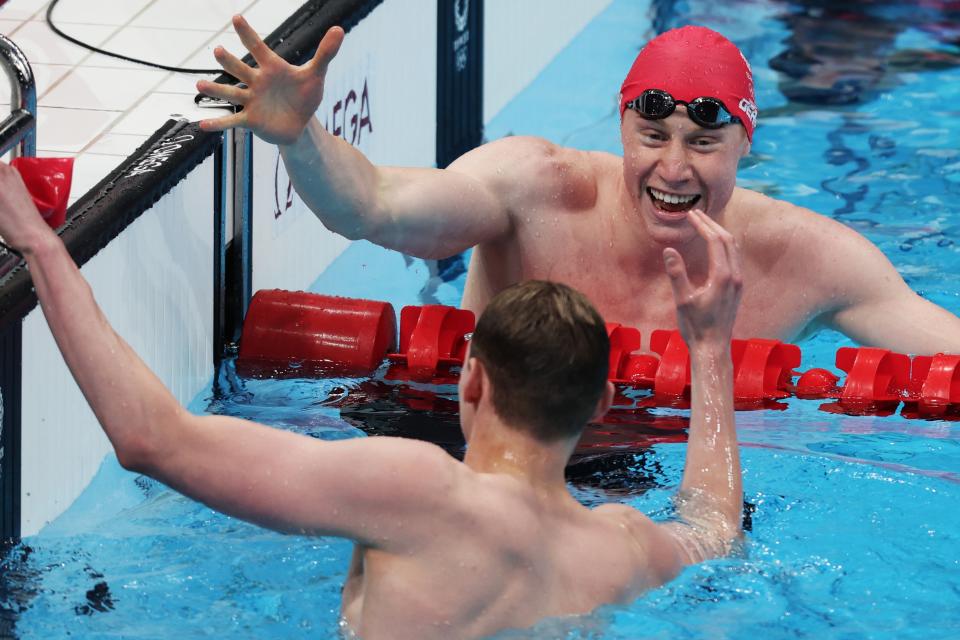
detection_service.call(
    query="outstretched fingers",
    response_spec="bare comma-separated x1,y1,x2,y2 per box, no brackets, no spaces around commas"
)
196,79,248,105
213,45,256,83
232,15,278,67
199,111,247,133
309,26,345,75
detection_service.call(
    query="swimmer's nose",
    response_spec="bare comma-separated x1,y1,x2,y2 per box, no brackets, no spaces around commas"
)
656,139,693,184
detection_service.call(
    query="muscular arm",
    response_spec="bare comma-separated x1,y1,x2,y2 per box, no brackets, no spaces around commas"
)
280,121,513,258
13,190,458,551
817,225,960,355
659,211,743,564
614,211,744,581
199,16,513,260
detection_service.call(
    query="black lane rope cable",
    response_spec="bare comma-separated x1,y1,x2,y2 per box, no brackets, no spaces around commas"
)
45,0,224,74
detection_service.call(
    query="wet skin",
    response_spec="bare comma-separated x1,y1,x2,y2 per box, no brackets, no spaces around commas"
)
461,109,820,349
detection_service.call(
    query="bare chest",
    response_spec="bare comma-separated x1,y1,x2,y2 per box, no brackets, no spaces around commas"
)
469,225,821,347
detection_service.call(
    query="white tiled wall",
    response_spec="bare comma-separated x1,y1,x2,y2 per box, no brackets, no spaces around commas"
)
0,0,297,203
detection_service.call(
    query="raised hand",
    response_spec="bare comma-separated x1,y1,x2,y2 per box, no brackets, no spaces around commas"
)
197,16,344,145
662,210,743,349
0,161,53,255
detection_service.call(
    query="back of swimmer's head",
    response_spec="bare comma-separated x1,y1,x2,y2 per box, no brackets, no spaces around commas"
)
468,281,610,442
619,25,758,140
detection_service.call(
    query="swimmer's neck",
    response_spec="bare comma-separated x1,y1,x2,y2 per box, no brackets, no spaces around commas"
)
462,413,577,495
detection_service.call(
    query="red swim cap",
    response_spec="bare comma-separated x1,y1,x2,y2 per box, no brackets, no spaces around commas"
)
619,26,757,140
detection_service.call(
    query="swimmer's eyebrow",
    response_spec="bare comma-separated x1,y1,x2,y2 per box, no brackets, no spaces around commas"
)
686,127,724,138
637,120,717,138
635,119,669,133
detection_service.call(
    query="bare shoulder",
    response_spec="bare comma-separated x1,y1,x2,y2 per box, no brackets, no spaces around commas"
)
594,502,659,538
734,187,871,247
449,136,607,212
347,436,466,501
593,503,684,582
732,188,886,271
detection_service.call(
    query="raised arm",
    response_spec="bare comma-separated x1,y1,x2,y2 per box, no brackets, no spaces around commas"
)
661,210,743,562
0,163,460,550
198,16,511,259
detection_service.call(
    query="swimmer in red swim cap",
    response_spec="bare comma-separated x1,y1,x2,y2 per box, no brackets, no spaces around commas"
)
616,26,756,249
200,15,960,375
619,25,758,140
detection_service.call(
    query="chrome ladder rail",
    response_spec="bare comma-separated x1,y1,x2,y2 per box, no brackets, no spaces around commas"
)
0,33,35,159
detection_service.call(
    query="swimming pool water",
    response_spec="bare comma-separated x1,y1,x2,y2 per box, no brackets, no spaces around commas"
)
4,0,960,637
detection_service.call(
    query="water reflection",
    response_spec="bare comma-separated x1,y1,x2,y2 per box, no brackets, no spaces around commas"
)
770,0,960,106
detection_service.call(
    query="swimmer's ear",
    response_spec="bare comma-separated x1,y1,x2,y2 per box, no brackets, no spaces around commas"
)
739,131,751,158
460,357,484,404
589,381,615,423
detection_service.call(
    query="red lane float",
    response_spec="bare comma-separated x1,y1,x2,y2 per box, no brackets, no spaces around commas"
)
237,290,396,377
903,354,960,419
607,323,657,384
732,338,801,402
387,305,475,382
236,291,960,419
650,330,691,398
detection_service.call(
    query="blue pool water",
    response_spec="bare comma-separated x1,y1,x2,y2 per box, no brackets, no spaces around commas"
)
4,0,960,637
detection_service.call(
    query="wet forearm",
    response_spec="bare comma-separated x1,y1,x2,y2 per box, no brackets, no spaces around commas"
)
24,234,183,468
680,343,741,531
279,118,383,240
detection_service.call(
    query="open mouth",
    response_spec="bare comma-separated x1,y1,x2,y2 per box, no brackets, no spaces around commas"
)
647,187,701,213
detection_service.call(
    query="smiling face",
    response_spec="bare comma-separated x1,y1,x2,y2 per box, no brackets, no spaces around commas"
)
620,106,750,246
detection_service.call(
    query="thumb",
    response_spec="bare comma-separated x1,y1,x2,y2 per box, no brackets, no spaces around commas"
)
663,248,692,297
311,26,345,74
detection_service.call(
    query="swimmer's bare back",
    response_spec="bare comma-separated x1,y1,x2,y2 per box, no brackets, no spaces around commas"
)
337,472,688,640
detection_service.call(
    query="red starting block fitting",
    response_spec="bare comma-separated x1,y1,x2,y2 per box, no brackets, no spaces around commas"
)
649,330,690,398
12,157,74,229
237,290,396,377
731,338,801,402
386,305,475,381
904,354,960,418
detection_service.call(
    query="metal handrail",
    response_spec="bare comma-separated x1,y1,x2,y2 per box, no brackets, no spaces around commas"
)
0,33,36,159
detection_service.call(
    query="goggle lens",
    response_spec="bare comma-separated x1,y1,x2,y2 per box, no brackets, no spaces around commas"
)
638,90,674,119
627,89,741,129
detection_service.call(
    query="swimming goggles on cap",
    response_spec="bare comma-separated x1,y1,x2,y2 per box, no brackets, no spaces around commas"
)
625,88,741,129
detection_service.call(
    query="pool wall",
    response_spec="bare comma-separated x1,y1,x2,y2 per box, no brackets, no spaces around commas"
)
0,1,611,542
483,0,612,125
